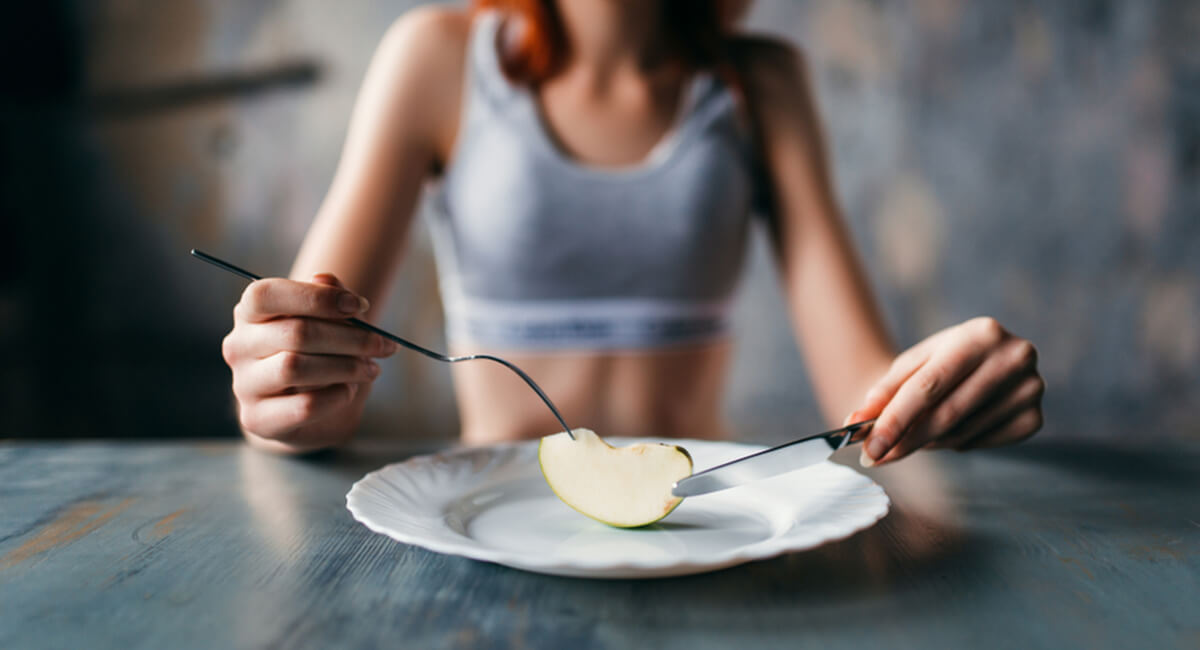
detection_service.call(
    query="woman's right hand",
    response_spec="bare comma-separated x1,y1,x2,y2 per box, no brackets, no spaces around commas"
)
222,273,398,452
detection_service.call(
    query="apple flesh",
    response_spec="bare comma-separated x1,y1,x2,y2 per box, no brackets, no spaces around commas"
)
538,428,693,528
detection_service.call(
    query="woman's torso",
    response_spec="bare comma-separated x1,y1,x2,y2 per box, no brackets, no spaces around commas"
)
450,345,734,445
427,11,761,443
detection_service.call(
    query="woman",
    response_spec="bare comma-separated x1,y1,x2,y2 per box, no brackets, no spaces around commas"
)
220,0,1044,465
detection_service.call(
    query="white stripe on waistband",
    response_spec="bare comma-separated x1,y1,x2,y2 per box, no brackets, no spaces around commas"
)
441,292,734,351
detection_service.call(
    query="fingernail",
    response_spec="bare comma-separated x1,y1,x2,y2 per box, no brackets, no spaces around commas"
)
374,336,397,355
859,448,876,468
338,292,367,314
367,361,380,378
866,436,888,461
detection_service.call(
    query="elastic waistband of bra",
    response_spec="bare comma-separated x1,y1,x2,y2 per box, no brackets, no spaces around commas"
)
441,293,734,351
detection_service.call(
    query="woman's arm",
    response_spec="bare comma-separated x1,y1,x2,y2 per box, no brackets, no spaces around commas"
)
290,7,468,298
736,39,1043,464
734,38,895,425
225,8,470,453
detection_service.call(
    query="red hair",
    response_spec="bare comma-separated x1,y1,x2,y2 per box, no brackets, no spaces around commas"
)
472,0,736,84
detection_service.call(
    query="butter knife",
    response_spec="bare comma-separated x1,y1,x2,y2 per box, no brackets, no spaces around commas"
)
671,419,876,497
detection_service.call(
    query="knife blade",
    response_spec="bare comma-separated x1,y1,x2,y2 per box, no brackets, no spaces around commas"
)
671,419,876,497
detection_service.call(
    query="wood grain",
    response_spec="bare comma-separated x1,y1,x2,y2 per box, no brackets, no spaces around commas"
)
0,499,135,569
0,439,1196,649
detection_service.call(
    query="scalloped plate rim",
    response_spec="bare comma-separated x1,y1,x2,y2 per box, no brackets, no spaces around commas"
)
346,438,890,578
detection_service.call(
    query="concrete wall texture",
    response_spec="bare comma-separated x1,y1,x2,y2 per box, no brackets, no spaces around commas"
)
2,0,1196,443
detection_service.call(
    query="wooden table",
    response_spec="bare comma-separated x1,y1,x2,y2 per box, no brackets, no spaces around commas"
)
2,438,1197,649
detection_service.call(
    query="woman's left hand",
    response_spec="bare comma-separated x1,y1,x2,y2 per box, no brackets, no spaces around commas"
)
847,317,1045,466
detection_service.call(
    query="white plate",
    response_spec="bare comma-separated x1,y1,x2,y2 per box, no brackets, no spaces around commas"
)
346,438,889,578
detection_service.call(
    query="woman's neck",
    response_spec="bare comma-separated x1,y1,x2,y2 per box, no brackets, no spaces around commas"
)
554,0,667,83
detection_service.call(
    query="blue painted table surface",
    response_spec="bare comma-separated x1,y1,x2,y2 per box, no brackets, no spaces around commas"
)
1,438,1197,649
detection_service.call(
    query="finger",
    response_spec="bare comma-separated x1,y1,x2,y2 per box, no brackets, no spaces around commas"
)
847,343,935,425
927,407,1042,457
234,278,369,323
889,338,1040,454
862,336,994,465
959,407,1043,449
236,318,398,359
240,384,358,439
234,351,379,398
851,318,1010,426
930,374,1045,450
934,374,1043,450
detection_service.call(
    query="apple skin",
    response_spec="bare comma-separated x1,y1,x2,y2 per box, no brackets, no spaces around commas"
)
538,429,693,528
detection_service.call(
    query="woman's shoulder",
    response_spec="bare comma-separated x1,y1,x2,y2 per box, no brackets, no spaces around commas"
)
366,6,473,102
378,6,473,68
365,7,474,163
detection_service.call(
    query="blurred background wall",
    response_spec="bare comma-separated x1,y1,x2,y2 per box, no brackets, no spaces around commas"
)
1,0,1196,443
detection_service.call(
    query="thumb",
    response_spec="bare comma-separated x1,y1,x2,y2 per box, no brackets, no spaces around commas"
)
309,273,371,315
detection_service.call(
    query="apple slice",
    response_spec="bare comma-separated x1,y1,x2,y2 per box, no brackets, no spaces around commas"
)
538,428,693,528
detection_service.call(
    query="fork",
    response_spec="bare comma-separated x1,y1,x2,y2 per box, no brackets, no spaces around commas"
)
190,249,575,439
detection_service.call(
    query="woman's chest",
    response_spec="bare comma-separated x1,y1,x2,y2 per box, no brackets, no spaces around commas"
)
438,122,756,301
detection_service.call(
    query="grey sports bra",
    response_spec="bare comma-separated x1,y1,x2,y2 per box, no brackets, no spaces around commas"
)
428,11,763,351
